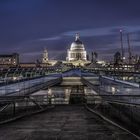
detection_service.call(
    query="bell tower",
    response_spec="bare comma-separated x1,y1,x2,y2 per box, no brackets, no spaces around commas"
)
42,48,48,63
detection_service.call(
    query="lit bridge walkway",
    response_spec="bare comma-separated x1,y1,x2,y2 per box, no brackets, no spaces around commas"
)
0,105,137,140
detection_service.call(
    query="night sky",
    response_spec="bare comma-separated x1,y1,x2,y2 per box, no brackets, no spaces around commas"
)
0,0,140,62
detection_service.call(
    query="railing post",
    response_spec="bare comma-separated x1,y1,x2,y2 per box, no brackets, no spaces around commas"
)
13,102,16,116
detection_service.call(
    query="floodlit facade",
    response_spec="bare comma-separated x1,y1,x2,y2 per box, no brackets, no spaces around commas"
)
42,48,48,63
0,53,19,66
65,34,90,66
66,34,87,62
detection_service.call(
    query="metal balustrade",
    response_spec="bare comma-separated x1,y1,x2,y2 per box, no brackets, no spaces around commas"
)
81,76,140,137
0,76,62,96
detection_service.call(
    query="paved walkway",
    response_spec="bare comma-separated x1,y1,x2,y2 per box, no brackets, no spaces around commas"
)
0,105,137,140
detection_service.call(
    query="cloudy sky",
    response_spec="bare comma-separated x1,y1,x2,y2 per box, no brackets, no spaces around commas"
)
0,0,140,62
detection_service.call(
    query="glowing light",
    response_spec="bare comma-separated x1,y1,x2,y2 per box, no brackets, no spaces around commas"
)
13,77,17,80
97,61,105,64
111,87,116,95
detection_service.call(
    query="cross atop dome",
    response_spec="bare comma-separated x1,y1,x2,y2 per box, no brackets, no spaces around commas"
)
75,33,80,41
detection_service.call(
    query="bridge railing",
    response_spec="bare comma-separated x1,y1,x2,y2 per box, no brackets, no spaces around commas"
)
81,77,100,93
100,76,140,88
81,76,140,101
0,95,48,123
0,94,67,123
0,76,62,96
82,76,140,135
0,93,140,135
84,94,140,136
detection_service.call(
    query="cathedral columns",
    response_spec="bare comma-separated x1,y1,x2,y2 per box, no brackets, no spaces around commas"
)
66,34,87,62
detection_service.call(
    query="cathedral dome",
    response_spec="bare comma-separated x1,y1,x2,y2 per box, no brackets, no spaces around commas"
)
70,34,85,51
67,33,87,62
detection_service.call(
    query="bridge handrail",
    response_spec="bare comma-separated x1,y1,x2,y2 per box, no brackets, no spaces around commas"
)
81,77,140,106
85,95,140,106
0,76,62,96
101,76,140,88
0,94,140,106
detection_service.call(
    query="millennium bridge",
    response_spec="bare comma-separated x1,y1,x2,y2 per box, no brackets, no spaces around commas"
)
0,68,140,140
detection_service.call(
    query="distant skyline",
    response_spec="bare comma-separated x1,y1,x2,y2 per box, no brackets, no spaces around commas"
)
0,0,140,62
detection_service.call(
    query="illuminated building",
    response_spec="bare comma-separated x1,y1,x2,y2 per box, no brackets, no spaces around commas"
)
0,53,19,66
66,34,89,66
42,48,48,63
41,48,57,66
67,33,87,61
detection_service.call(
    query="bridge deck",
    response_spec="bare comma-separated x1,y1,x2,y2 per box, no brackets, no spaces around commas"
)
0,105,137,140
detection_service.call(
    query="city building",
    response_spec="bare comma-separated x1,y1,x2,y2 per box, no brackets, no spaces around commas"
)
114,52,121,64
41,48,57,66
66,34,90,66
42,48,48,63
91,52,98,63
0,53,19,66
66,33,87,61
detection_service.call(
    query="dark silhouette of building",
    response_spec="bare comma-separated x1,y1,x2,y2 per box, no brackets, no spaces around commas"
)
114,52,121,64
91,52,98,63
86,54,89,61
